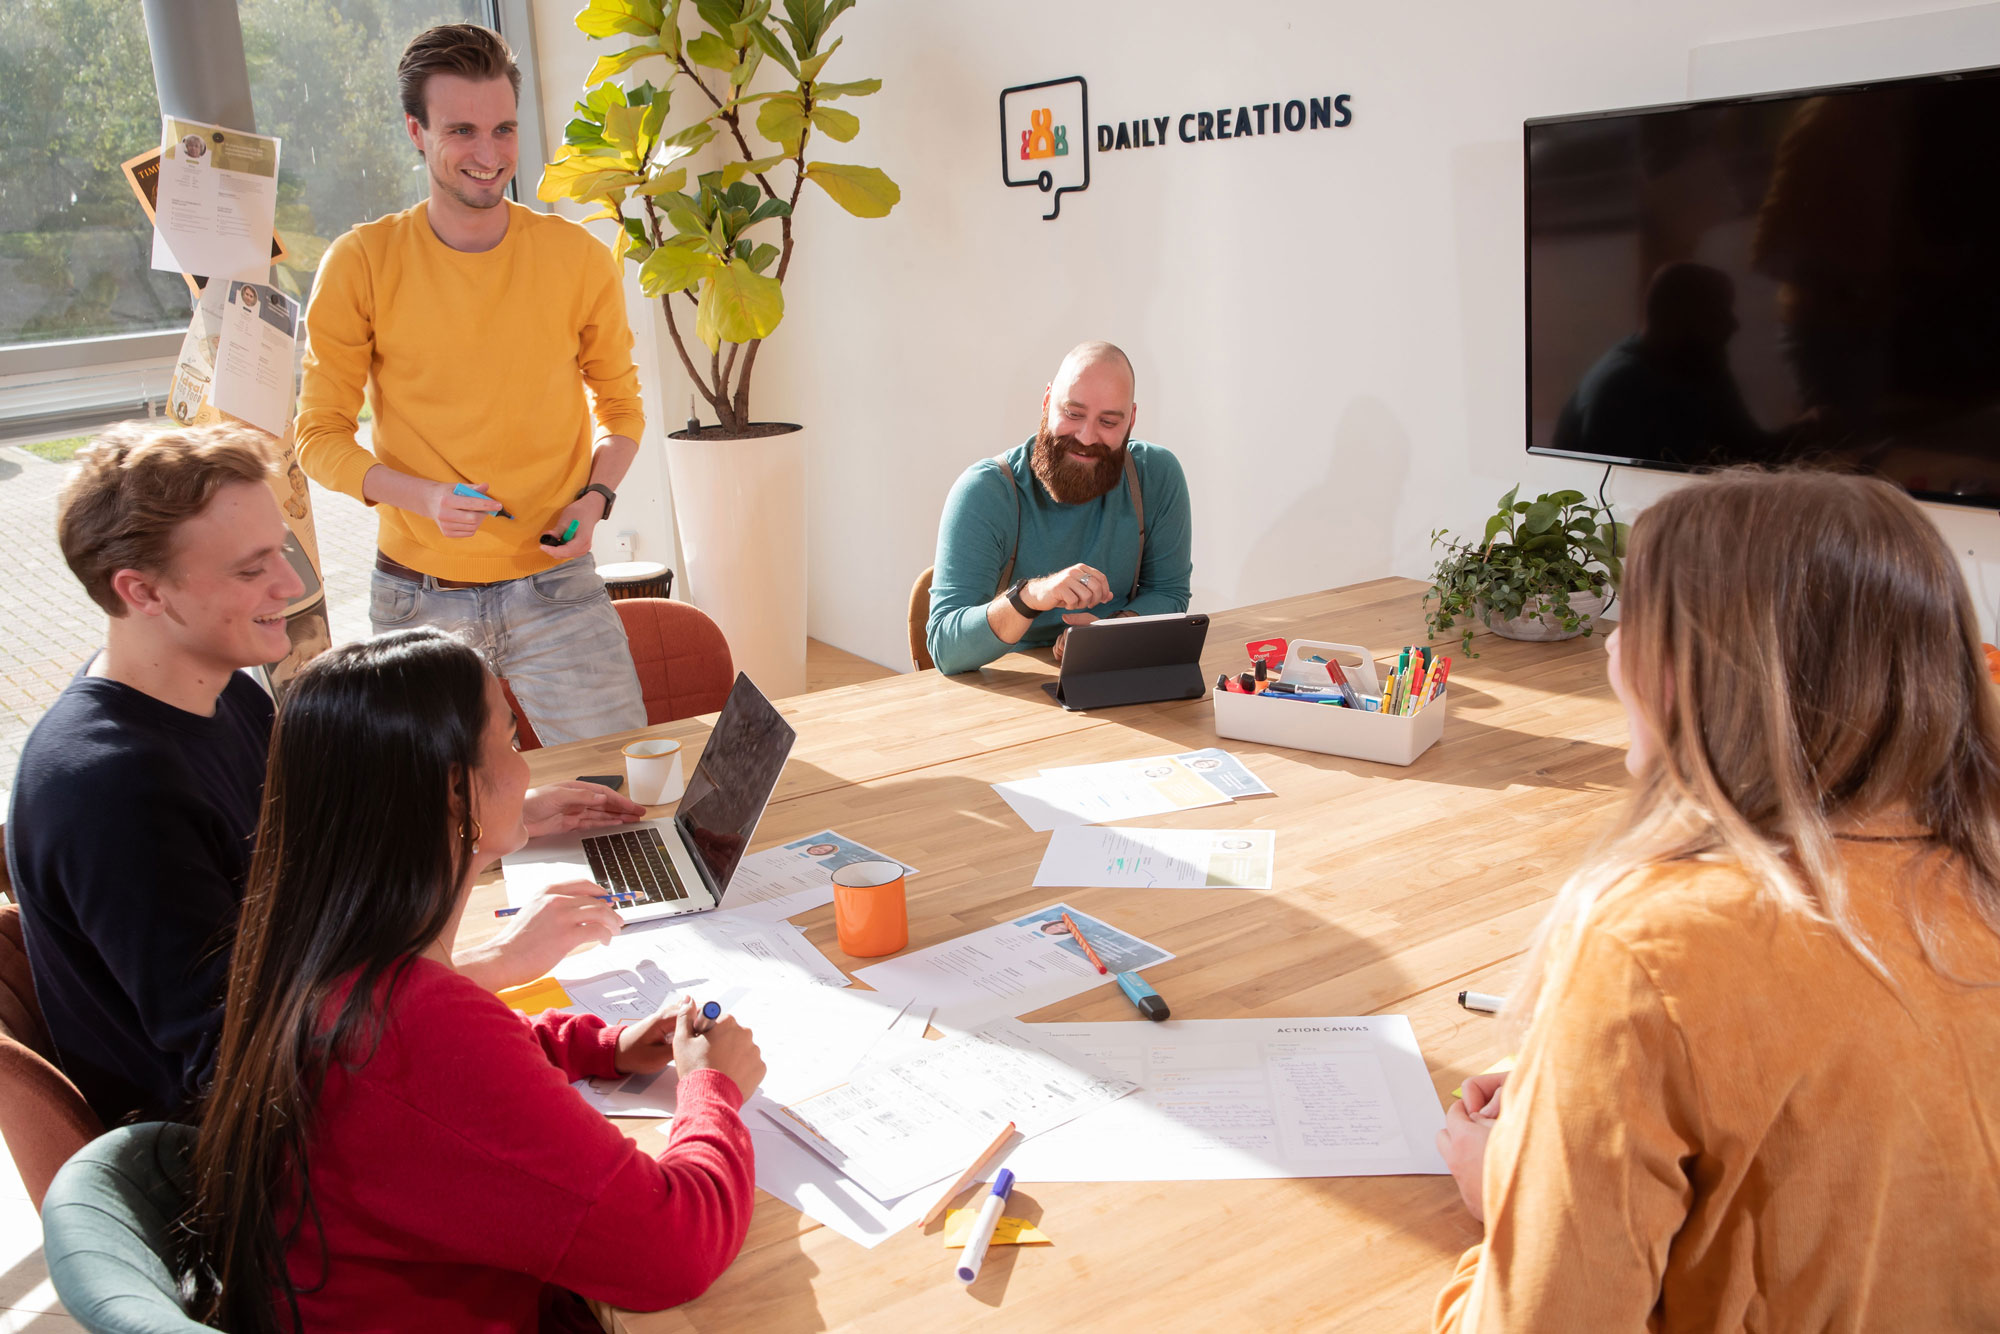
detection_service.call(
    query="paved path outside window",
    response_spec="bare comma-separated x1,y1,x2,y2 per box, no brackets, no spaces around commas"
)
0,442,374,778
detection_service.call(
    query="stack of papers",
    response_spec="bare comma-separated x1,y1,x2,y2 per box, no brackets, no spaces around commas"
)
766,1021,1138,1202
992,749,1271,831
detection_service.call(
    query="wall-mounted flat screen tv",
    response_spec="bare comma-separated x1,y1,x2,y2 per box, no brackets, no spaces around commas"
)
1525,65,2000,507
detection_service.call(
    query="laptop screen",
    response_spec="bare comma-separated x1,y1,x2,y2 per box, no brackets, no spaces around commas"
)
674,674,797,899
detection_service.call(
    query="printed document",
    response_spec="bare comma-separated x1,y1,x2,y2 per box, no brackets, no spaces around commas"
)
1001,1016,1449,1181
719,829,917,921
1173,748,1274,798
852,902,1174,1030
768,1021,1137,1202
150,117,280,280
993,755,1230,831
1033,827,1276,889
212,280,298,436
574,984,910,1115
553,913,849,1018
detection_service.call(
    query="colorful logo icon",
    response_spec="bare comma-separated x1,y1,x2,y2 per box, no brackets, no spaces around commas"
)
1000,76,1089,220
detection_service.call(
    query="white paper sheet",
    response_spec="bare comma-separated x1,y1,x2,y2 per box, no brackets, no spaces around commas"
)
150,117,280,280
572,984,910,1114
993,756,1231,831
750,1105,952,1248
1033,827,1276,889
1001,1017,1450,1181
552,913,851,1016
211,280,298,436
717,829,918,921
769,1021,1137,1202
851,903,1175,1031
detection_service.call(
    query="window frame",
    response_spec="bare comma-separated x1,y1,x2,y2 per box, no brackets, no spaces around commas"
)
0,0,549,414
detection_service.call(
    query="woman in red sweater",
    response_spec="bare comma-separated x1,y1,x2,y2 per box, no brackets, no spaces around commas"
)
184,627,764,1333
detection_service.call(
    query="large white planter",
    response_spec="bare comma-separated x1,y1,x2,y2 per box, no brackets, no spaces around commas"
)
665,424,808,700
1483,590,1609,643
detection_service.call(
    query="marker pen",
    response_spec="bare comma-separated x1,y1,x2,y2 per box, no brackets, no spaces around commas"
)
1457,990,1506,1014
1116,971,1170,1021
452,482,514,520
955,1169,1016,1283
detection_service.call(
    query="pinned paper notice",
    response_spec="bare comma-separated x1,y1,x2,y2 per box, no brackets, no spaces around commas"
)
943,1209,1051,1248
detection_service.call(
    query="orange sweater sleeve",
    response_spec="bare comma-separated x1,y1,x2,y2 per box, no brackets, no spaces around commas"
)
576,236,644,444
1434,931,1702,1333
294,230,382,505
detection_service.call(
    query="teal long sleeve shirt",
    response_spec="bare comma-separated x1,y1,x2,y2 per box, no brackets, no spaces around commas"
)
926,438,1192,675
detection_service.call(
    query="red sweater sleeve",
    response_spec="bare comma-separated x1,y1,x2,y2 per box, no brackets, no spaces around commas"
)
524,1008,624,1082
308,963,755,1315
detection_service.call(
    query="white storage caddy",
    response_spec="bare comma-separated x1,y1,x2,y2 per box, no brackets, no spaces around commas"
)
1211,641,1447,767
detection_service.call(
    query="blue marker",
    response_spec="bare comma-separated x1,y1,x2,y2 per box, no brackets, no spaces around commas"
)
453,482,513,520
1116,971,1170,1021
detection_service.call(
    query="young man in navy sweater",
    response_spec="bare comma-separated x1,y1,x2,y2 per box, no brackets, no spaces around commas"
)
7,422,642,1125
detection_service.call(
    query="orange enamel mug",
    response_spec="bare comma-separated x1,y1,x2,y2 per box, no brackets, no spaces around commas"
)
830,860,909,958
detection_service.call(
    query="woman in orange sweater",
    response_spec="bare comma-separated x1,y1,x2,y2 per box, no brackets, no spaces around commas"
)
1433,468,2000,1331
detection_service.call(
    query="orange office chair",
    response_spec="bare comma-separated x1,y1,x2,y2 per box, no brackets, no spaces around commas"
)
909,567,935,672
0,905,103,1209
615,598,735,725
499,600,734,751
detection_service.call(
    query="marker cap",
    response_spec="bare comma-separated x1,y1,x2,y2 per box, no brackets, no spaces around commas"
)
990,1168,1015,1197
701,1000,721,1020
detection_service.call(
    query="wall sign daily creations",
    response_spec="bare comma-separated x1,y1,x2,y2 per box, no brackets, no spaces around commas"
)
1000,75,1354,219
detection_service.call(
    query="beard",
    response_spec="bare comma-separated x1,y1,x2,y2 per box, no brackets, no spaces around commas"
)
1031,419,1129,504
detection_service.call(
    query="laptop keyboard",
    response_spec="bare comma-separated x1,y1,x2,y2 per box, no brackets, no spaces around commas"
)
581,828,692,907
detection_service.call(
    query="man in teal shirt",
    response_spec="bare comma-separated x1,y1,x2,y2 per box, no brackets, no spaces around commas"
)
927,342,1192,674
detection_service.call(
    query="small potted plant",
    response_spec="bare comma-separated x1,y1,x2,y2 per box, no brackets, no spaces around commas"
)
1425,486,1627,654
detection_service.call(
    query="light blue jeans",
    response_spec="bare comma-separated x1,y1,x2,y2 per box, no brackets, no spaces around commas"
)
369,554,647,746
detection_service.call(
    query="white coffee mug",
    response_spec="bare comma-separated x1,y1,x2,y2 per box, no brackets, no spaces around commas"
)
622,738,684,805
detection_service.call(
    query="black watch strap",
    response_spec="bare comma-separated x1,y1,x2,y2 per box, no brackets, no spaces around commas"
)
578,482,617,520
1005,577,1036,618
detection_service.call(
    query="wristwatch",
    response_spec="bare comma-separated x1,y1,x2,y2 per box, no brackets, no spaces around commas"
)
1005,577,1037,618
577,482,617,519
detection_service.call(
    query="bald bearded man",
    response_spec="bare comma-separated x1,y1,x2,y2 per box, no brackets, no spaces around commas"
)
926,342,1192,675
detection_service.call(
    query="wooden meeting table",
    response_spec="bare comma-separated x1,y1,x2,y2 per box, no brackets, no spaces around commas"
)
459,577,1630,1332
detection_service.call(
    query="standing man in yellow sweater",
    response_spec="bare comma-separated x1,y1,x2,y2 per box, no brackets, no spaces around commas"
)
295,24,647,745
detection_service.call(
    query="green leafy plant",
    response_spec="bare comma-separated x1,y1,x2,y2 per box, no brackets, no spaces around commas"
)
1425,486,1628,655
540,0,900,433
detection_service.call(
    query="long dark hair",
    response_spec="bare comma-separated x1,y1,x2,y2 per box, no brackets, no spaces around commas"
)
184,628,492,1332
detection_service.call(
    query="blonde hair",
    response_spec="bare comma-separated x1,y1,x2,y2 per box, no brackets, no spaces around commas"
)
57,421,276,616
1511,468,2000,1022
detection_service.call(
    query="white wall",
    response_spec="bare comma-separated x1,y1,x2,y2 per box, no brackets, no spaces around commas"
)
534,0,2000,665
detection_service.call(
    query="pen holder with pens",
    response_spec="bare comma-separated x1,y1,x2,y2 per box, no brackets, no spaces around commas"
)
1211,641,1448,767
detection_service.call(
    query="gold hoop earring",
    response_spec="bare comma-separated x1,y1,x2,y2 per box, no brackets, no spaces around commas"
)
470,817,483,852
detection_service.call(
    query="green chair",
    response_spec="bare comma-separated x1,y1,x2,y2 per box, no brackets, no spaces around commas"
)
42,1121,207,1333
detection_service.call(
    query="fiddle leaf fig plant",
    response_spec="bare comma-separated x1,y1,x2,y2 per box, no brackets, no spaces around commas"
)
1425,486,1628,655
541,0,901,433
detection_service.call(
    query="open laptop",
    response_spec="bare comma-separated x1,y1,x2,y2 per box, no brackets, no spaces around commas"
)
501,673,797,924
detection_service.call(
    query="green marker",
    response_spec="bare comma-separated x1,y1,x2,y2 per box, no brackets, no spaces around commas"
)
547,518,579,546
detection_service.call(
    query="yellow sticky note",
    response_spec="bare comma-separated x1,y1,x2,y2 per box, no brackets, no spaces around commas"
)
496,976,572,1014
1450,1054,1516,1101
942,1209,1052,1248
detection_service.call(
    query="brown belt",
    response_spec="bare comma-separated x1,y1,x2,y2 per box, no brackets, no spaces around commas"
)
374,551,513,591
